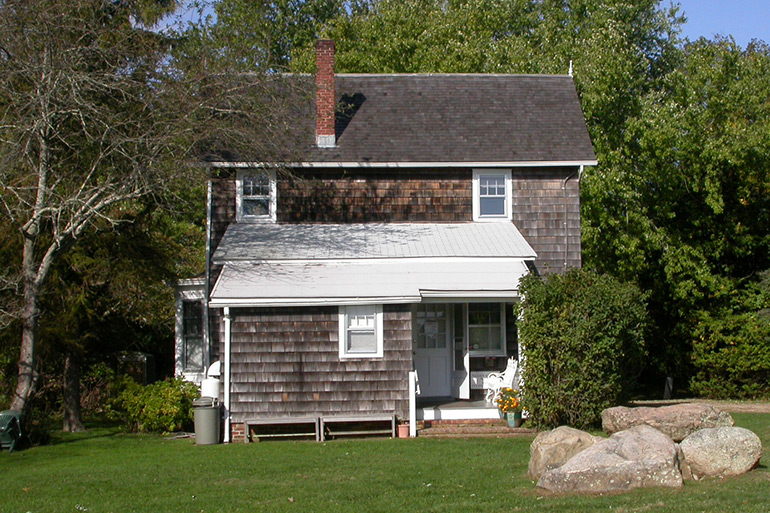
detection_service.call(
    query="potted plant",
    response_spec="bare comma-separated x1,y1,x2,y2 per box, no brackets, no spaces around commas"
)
496,387,524,428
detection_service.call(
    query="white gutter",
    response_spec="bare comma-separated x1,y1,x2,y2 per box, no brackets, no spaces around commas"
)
209,296,422,309
203,160,598,169
223,307,232,443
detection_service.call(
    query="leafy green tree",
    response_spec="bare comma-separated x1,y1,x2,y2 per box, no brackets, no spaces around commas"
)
582,38,770,388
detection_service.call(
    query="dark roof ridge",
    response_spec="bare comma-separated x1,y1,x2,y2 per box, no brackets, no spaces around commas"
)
336,73,572,78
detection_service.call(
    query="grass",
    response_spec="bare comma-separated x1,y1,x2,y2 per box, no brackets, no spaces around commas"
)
0,414,768,513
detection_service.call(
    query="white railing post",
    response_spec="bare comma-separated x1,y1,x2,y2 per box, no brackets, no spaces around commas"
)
408,371,417,438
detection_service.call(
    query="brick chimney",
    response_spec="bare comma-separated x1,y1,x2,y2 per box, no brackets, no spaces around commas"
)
315,39,336,148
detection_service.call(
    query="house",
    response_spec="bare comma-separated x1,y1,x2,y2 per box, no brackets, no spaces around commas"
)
174,40,596,441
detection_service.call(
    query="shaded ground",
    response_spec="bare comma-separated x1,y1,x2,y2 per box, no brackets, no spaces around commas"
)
630,399,770,414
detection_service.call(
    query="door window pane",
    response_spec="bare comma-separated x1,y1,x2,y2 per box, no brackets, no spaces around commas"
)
414,305,447,349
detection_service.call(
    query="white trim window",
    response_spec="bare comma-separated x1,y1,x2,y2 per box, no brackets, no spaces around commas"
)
236,169,277,223
472,169,512,221
339,305,384,358
181,300,205,372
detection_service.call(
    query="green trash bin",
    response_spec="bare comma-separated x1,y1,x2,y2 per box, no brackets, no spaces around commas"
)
0,410,22,452
193,397,220,445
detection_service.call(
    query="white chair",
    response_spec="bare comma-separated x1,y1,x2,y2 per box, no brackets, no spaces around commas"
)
483,357,519,404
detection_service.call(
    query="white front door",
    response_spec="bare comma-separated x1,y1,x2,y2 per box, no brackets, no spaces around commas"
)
413,304,452,398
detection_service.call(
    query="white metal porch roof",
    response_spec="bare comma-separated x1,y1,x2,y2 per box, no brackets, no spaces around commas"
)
209,258,530,307
212,222,537,263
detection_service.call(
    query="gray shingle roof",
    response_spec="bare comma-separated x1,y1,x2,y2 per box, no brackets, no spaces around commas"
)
213,74,596,165
308,74,596,164
212,222,537,263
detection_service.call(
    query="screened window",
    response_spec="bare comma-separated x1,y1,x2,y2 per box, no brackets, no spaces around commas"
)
236,169,276,222
468,303,505,356
182,300,204,372
339,305,384,358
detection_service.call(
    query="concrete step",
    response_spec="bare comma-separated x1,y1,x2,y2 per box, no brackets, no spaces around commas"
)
418,420,538,438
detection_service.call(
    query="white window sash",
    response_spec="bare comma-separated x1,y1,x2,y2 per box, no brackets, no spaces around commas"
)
472,169,512,222
236,169,277,223
339,305,384,359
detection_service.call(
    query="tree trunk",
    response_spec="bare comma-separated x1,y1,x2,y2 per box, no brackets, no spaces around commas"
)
10,278,40,413
62,351,85,432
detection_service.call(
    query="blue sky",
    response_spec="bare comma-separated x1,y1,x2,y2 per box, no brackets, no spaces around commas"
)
673,0,770,47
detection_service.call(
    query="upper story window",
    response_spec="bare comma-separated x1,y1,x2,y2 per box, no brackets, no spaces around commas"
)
472,169,512,222
236,169,276,223
338,305,384,359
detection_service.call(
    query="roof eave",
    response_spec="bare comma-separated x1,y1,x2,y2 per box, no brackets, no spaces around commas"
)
202,160,598,169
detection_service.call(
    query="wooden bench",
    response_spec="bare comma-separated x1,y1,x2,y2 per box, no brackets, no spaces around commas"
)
319,414,396,442
243,417,320,442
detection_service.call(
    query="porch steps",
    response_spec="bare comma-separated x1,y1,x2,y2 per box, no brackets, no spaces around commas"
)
417,420,537,438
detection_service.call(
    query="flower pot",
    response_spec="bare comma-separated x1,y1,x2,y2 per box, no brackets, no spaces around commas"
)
397,423,410,438
506,412,523,428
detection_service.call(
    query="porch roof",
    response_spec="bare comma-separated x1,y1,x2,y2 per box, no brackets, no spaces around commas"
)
212,222,537,263
208,258,530,307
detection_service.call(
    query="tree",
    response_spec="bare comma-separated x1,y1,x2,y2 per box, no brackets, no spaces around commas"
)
582,38,770,387
0,0,300,417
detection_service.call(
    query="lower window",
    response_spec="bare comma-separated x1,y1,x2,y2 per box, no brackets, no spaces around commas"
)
468,303,506,356
339,305,384,358
182,300,205,372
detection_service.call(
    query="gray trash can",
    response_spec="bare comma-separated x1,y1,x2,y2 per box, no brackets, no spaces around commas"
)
193,397,221,445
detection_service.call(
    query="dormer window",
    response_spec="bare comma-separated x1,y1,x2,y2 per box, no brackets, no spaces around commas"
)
236,169,276,223
472,169,512,222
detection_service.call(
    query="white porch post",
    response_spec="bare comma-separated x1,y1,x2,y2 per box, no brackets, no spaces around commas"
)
408,370,417,438
223,307,232,443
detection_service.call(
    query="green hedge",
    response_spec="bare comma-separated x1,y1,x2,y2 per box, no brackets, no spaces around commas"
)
518,269,648,429
107,376,199,433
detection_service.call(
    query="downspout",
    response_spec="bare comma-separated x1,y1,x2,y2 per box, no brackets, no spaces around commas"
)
223,307,232,443
204,178,213,371
561,165,584,270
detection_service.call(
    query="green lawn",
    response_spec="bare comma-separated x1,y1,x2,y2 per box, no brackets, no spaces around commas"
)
1,413,768,513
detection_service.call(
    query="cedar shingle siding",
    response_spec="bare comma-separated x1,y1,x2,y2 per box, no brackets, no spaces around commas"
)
279,169,471,223
513,167,582,272
224,305,412,421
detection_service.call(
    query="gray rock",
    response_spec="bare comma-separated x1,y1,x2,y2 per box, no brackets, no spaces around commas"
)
528,426,603,480
602,403,734,442
537,425,682,494
679,427,762,480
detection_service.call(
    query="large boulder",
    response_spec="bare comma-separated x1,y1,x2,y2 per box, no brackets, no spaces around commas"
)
602,403,734,442
537,425,682,494
679,427,763,480
528,426,603,480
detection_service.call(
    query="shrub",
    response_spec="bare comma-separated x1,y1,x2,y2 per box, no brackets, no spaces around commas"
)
518,269,648,429
690,270,770,398
107,376,199,433
690,311,770,398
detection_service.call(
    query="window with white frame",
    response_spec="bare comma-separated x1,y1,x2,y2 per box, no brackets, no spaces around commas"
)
236,169,277,222
182,300,205,372
472,169,512,221
339,305,384,358
468,303,506,356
